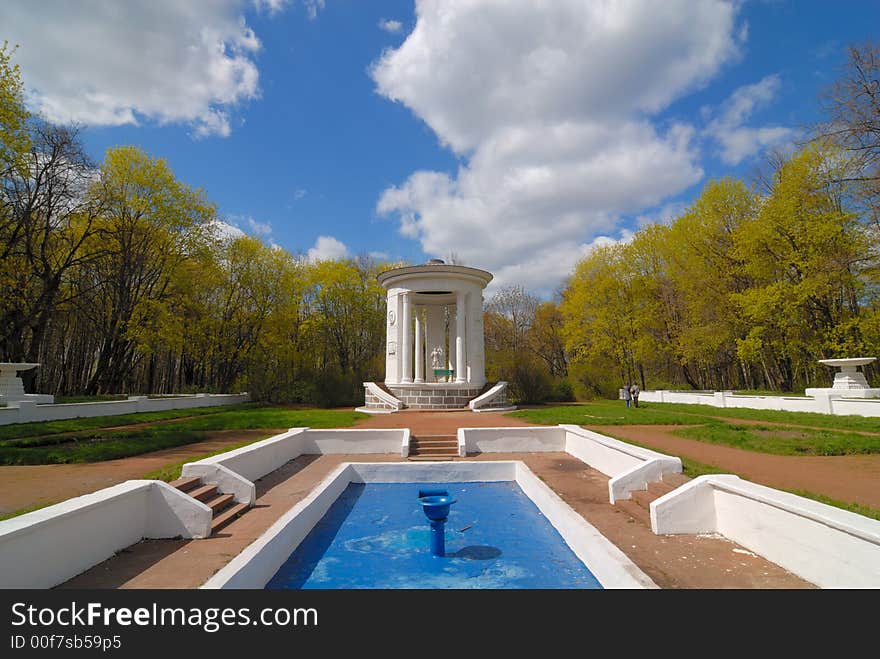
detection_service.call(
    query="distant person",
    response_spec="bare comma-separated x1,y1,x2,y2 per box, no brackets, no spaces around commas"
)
623,384,632,408
630,383,640,408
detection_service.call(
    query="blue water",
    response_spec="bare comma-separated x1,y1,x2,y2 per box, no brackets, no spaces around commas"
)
266,481,603,589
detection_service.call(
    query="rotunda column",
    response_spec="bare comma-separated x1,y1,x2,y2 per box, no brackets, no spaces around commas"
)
401,292,413,384
414,306,424,383
455,291,466,383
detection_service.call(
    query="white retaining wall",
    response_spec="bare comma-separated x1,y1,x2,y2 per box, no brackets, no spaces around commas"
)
203,461,656,589
640,389,880,417
457,425,681,503
182,428,410,504
457,426,566,455
0,480,212,589
650,475,880,588
0,393,251,426
561,425,682,504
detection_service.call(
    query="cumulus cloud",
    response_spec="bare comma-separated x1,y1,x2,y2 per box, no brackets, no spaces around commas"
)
247,217,273,237
308,235,349,261
372,0,743,294
209,219,247,243
705,75,794,165
379,19,404,34
0,1,266,137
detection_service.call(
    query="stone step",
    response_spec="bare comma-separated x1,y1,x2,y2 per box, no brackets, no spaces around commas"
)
169,475,201,493
188,483,219,503
211,502,249,534
204,493,235,514
628,479,681,508
407,455,455,462
410,447,459,456
411,439,458,446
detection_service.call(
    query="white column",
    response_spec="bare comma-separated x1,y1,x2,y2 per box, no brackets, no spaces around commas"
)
468,291,486,386
455,291,466,383
401,292,413,383
447,306,456,378
414,306,424,383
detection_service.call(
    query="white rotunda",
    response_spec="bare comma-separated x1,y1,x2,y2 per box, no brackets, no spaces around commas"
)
358,260,513,413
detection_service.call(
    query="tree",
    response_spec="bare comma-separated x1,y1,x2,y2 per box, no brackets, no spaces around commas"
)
818,42,880,225
0,123,103,383
82,146,216,393
0,41,29,174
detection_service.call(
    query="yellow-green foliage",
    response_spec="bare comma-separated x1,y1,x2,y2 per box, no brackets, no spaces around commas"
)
561,144,879,393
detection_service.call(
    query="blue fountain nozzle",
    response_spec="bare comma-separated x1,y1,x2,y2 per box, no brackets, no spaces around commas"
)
419,495,457,557
418,487,448,499
419,495,456,522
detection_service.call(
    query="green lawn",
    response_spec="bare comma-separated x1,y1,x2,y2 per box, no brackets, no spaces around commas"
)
672,423,880,456
0,402,262,441
512,402,879,455
511,400,880,433
0,405,368,465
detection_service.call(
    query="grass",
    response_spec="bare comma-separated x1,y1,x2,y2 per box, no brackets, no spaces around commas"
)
512,402,879,456
672,423,880,456
0,402,262,441
53,394,129,403
0,406,368,465
510,400,710,426
638,401,880,432
0,502,58,522
511,400,880,432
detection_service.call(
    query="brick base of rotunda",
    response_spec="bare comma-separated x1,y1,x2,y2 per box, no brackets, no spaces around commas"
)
388,385,484,410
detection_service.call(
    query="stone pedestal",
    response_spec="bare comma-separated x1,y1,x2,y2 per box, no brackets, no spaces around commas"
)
0,363,53,405
806,357,880,399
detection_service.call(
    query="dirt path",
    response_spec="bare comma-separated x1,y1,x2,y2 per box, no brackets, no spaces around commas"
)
0,429,281,515
589,424,880,509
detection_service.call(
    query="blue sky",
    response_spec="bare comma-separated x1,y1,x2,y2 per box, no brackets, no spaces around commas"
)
2,0,878,296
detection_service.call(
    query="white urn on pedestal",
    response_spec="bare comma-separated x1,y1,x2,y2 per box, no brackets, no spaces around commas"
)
805,357,880,399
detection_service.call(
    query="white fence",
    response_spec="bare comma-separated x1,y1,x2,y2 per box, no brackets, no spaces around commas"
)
639,389,880,417
0,393,251,426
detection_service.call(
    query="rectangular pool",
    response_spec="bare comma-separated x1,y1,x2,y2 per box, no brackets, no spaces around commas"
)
202,461,656,589
266,481,603,589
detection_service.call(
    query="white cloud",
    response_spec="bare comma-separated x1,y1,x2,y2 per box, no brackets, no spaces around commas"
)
307,235,349,261
247,217,273,237
293,188,307,200
379,19,404,34
705,75,794,165
209,219,247,243
253,0,289,15
303,0,325,20
372,0,741,295
0,1,264,137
